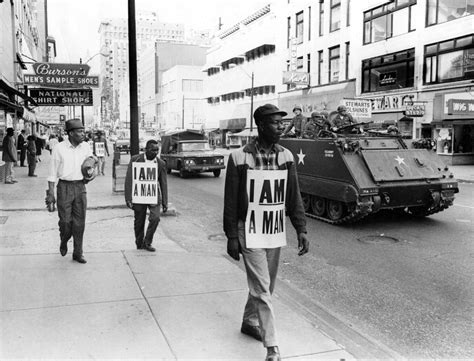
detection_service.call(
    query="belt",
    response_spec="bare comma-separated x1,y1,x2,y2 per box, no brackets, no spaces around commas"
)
59,179,84,184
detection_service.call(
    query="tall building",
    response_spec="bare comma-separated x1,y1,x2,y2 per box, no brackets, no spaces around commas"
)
203,3,280,134
278,0,473,164
98,10,185,127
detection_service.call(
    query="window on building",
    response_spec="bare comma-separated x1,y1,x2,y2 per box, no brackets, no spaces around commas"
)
427,0,474,26
329,46,340,83
307,53,311,74
345,42,350,79
319,1,325,36
424,35,474,84
330,0,341,32
362,48,415,93
363,0,416,45
297,56,304,69
308,6,312,41
182,79,203,92
318,50,323,85
347,0,351,26
287,16,291,48
296,11,304,44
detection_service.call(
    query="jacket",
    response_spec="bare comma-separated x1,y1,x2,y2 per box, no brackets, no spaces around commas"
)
124,153,168,207
223,141,307,240
2,135,17,162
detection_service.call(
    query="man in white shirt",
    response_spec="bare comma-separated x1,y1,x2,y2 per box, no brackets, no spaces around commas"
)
46,119,97,264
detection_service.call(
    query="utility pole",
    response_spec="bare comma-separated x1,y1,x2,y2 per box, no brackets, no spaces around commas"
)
128,0,139,155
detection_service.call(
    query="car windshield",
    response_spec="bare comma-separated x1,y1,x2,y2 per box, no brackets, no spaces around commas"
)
180,142,210,152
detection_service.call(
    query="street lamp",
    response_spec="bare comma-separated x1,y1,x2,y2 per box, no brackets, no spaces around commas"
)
229,62,254,132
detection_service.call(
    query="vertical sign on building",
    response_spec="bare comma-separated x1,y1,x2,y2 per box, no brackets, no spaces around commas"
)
289,38,298,71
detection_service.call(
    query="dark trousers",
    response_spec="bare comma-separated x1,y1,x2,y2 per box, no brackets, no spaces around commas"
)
19,148,26,166
133,204,160,247
57,180,87,257
27,154,36,175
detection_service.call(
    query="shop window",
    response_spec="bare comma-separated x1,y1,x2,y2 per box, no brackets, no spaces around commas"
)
363,0,416,44
330,0,341,32
427,0,474,26
297,56,304,69
296,11,304,44
329,46,340,83
362,48,415,93
319,1,324,36
424,35,474,84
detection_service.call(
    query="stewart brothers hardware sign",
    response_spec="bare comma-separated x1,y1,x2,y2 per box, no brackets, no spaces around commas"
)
29,88,93,106
24,63,99,88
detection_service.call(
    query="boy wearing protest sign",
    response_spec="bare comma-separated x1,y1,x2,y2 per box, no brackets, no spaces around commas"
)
93,130,109,175
224,104,309,361
124,140,168,252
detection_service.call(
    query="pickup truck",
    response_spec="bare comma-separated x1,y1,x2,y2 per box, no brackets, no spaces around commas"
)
161,130,225,178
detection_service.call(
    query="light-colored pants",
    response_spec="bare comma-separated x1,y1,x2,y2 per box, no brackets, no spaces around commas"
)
97,156,106,175
238,220,280,347
4,161,15,182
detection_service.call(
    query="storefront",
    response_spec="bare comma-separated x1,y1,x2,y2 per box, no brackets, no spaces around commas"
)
219,117,246,148
432,92,474,165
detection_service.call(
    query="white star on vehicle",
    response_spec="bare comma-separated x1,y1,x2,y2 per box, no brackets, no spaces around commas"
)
297,149,306,165
395,155,406,166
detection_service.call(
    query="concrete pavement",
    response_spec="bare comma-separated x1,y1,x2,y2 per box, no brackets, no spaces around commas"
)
0,152,358,360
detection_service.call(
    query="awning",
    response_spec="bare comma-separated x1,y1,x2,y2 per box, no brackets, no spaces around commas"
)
232,128,258,137
219,118,246,130
20,107,37,123
0,79,38,107
0,95,22,113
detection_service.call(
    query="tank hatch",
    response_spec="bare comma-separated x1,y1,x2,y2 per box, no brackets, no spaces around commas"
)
361,149,444,182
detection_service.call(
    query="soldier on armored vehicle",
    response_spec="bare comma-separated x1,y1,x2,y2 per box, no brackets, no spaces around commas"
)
302,112,332,139
330,105,366,135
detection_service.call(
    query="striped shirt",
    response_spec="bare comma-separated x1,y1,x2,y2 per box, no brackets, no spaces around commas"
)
254,140,279,170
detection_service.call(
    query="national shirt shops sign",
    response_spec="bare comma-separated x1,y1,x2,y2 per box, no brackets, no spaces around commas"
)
29,88,93,106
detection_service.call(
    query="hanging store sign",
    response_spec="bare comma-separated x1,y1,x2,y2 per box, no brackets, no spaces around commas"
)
342,98,372,118
32,62,91,76
24,74,99,87
405,103,425,117
29,88,93,106
282,71,310,86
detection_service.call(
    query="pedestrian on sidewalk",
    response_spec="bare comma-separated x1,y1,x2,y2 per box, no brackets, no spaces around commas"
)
93,130,109,175
35,134,44,162
124,140,168,252
2,127,18,184
45,118,98,264
224,104,309,361
26,135,37,177
47,134,59,154
17,129,27,167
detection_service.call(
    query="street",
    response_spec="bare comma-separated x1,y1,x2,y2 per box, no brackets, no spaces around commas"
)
163,166,474,359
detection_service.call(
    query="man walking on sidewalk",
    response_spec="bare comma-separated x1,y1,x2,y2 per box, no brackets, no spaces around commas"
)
46,119,97,264
93,130,109,175
224,104,309,361
124,140,168,252
2,128,18,184
17,129,27,167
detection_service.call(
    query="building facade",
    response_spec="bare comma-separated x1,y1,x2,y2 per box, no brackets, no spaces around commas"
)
203,4,280,134
277,0,473,164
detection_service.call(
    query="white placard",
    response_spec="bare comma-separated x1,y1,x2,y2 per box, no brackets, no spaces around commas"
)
95,142,105,157
342,98,372,118
245,169,287,249
132,162,158,204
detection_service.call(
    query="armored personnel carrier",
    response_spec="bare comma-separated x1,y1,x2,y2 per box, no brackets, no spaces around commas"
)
280,124,459,224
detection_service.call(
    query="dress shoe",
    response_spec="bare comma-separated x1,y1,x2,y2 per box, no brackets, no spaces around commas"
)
11,179,18,183
72,255,87,264
143,244,156,252
28,174,38,177
265,346,280,361
241,322,262,341
4,181,14,184
136,244,144,250
60,243,68,256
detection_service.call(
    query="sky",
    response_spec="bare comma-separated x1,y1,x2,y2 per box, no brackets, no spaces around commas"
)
47,0,271,71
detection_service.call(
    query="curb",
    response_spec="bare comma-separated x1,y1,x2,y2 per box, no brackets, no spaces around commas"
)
0,205,178,215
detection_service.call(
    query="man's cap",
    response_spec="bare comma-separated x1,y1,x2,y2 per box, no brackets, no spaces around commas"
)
254,104,287,121
337,105,347,112
293,105,302,112
311,111,323,118
65,118,84,131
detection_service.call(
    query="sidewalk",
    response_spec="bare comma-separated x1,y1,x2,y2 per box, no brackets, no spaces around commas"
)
0,153,360,360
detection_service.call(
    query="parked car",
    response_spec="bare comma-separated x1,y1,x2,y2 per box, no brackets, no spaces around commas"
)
114,138,130,154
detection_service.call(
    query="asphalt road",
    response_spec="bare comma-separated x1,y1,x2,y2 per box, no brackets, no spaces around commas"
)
161,167,473,359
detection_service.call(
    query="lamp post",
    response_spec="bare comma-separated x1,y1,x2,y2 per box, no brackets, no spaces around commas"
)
230,62,255,132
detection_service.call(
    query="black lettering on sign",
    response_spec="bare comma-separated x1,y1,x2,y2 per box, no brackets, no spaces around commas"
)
133,184,138,196
140,184,157,197
259,180,272,204
274,179,285,203
262,209,285,234
248,210,256,233
249,179,255,203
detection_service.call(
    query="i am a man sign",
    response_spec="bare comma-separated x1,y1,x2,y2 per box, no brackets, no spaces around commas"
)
131,162,158,204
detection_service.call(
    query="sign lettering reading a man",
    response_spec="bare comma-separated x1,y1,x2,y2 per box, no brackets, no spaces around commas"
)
245,170,288,248
132,162,158,204
95,142,105,157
